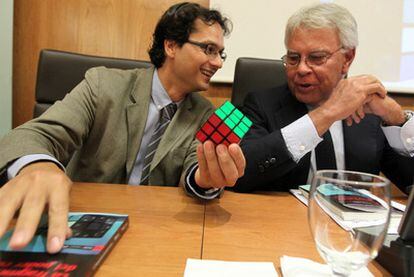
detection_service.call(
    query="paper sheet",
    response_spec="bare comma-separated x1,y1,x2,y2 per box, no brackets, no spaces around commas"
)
184,258,278,277
281,255,373,277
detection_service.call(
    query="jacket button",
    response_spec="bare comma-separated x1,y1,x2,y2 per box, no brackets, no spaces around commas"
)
258,165,265,173
270,157,276,164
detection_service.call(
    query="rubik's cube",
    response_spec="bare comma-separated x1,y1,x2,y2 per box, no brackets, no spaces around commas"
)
196,101,253,146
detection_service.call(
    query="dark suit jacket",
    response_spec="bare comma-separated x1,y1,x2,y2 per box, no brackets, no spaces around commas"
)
234,85,414,192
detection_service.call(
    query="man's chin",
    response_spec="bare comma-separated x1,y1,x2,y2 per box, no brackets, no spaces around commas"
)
292,91,322,106
197,81,210,92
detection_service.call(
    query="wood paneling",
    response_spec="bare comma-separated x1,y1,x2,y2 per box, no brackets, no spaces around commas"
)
12,1,414,126
13,0,208,127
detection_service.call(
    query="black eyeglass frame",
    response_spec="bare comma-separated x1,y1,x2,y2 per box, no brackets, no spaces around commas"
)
186,40,227,62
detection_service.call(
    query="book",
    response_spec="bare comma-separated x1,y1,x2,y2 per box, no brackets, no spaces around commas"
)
0,212,128,276
299,184,403,222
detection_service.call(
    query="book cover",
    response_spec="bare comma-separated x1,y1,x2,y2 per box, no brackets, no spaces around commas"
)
300,184,402,221
0,212,129,276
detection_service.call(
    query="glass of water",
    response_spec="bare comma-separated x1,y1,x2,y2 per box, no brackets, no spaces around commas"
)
308,170,391,276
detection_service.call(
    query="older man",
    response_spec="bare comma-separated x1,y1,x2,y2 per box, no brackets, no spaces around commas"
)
0,2,245,254
234,3,414,192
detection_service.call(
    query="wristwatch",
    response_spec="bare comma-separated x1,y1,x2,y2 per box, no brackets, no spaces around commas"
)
401,110,414,126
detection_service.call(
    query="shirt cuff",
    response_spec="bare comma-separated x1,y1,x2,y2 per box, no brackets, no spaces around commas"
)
7,154,65,180
281,114,322,162
184,164,223,200
382,115,414,157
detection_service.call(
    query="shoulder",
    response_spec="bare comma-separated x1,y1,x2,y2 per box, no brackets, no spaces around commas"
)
84,66,154,88
188,92,215,112
243,84,292,109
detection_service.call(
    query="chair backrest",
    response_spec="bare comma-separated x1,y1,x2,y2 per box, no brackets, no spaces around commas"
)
34,49,152,117
231,57,286,107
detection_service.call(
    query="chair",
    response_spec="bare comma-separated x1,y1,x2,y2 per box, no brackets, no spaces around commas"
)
34,49,151,117
231,57,286,107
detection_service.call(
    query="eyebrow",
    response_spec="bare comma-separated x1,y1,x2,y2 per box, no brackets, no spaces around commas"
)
287,49,331,54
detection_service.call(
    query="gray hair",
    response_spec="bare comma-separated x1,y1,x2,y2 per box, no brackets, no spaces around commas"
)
285,3,358,49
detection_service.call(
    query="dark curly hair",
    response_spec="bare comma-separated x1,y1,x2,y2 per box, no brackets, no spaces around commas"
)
148,2,231,68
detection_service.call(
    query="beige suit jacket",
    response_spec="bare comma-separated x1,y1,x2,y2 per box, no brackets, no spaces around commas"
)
0,66,214,186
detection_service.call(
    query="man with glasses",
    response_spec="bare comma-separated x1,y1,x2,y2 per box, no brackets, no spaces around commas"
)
233,3,414,192
0,2,245,254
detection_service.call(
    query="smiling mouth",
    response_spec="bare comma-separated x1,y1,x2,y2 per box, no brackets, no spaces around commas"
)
201,68,215,79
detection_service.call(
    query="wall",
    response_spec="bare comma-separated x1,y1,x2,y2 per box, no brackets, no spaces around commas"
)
12,0,211,127
210,0,414,94
12,0,413,128
0,0,13,137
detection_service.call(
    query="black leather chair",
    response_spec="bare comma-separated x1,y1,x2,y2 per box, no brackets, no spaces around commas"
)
34,49,152,117
231,57,286,107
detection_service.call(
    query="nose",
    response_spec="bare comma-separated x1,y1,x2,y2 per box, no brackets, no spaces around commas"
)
296,56,312,76
209,54,223,69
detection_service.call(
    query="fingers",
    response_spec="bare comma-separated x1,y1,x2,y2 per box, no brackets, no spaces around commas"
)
0,180,25,242
9,187,47,250
196,143,210,184
216,145,239,186
47,183,70,253
364,82,387,98
203,141,227,188
356,106,365,121
228,144,246,177
0,163,72,254
196,141,245,189
345,116,353,127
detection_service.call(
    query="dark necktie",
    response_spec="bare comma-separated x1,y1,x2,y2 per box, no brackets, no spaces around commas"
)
140,103,177,185
315,130,337,170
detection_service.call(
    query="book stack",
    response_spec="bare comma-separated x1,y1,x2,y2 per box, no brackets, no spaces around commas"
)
291,184,404,233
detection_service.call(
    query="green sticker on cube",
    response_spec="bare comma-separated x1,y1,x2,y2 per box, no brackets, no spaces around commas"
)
221,101,235,115
215,109,226,120
224,117,236,129
242,116,252,127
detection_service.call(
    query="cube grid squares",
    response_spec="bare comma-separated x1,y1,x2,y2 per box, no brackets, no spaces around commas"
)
196,101,253,145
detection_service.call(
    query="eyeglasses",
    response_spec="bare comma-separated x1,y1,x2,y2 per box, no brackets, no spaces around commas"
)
281,47,344,68
186,40,227,62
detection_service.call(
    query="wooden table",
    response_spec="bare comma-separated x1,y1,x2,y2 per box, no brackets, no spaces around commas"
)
70,183,205,276
204,191,391,276
69,183,393,276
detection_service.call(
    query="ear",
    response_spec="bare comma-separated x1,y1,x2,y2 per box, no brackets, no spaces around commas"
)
164,39,178,58
341,48,356,75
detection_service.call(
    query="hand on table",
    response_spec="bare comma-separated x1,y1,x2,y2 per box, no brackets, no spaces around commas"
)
0,162,72,254
195,141,245,189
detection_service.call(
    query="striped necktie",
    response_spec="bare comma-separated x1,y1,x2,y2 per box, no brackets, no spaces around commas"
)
140,103,177,185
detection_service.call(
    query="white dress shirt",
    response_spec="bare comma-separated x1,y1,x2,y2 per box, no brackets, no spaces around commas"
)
281,113,414,184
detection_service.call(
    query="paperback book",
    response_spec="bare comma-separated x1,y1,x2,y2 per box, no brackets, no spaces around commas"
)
299,184,403,221
0,212,129,276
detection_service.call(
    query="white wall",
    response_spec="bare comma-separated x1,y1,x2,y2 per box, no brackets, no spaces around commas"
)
211,0,414,94
0,0,13,138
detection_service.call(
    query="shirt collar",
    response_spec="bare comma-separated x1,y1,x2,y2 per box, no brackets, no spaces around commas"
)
152,70,182,112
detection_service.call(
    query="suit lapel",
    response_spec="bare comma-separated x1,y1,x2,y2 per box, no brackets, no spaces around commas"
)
149,94,195,171
273,87,308,129
273,87,311,184
125,67,154,178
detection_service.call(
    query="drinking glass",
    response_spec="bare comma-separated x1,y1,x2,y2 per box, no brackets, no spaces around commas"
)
308,170,391,276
